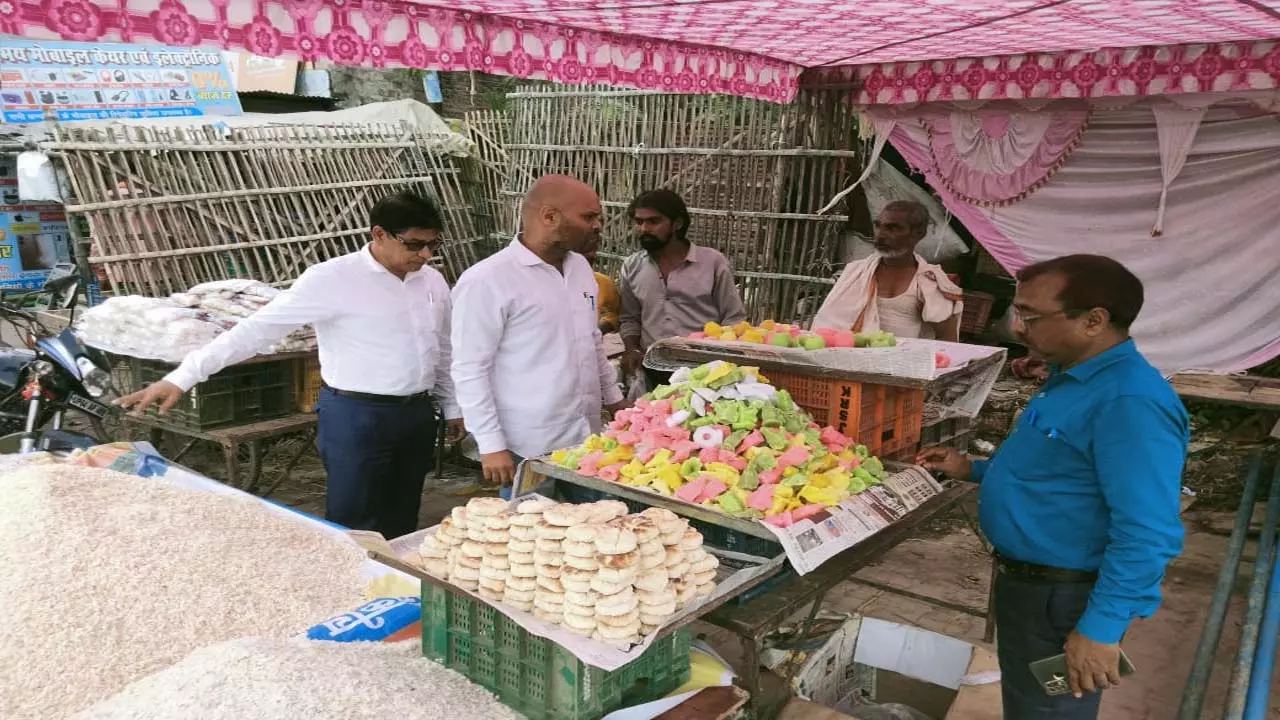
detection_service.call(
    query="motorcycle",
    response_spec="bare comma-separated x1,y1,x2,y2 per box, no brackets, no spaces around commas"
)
0,263,115,454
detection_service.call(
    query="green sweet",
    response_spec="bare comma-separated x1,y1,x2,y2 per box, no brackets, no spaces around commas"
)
680,458,703,478
783,473,809,488
854,444,870,458
738,467,759,491
718,492,745,513
724,429,749,452
776,390,795,411
712,399,741,424
689,415,716,429
761,427,789,451
651,384,678,400
751,453,777,471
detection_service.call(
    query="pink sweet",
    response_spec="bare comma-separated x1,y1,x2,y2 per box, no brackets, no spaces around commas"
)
652,399,673,415
577,451,605,476
793,503,826,521
831,330,854,348
736,430,765,454
748,485,776,511
698,447,721,464
820,427,851,449
777,446,811,469
762,512,794,528
759,468,783,485
637,448,657,464
675,476,707,503
815,326,838,338
616,430,639,446
597,464,624,483
725,455,747,472
838,456,862,471
609,418,628,432
671,440,698,463
696,477,728,503
788,327,803,338
688,332,707,340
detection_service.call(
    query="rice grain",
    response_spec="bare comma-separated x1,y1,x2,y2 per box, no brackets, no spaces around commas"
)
0,465,369,719
72,637,522,720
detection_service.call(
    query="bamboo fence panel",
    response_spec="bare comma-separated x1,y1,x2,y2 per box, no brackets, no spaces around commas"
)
49,121,485,297
460,108,518,249
497,84,869,325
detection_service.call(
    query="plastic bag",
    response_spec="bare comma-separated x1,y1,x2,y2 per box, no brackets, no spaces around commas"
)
625,369,647,403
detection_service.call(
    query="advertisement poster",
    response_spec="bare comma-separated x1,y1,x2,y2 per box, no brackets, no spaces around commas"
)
0,38,242,123
0,155,71,290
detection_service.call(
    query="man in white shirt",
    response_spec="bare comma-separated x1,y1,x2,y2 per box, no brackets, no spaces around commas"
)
116,192,465,539
451,175,626,493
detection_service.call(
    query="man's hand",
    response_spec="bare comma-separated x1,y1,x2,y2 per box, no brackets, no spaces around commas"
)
480,450,517,488
620,348,644,377
916,446,973,481
1065,630,1122,697
115,380,184,416
604,399,632,417
444,418,466,444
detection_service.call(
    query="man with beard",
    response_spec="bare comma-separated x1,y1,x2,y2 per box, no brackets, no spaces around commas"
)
811,200,962,341
451,175,626,494
116,192,465,539
618,189,746,390
918,254,1187,720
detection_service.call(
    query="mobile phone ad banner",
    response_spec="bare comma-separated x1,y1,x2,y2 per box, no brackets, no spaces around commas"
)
0,38,242,123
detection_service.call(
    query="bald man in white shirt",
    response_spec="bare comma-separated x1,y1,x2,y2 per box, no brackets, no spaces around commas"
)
117,192,465,539
451,175,627,493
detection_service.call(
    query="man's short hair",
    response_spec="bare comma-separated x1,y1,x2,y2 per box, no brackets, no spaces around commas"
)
883,200,930,234
1016,254,1145,331
627,189,691,240
369,192,444,235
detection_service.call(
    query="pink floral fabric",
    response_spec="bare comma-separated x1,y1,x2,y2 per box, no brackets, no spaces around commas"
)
9,0,1280,104
919,104,1090,206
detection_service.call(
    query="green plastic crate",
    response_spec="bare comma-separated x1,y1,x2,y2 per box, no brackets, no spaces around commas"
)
422,582,692,720
109,354,295,431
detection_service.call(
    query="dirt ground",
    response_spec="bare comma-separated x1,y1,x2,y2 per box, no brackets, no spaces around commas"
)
134,423,1280,720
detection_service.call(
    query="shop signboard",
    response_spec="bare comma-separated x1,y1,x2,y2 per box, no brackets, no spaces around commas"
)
0,38,242,123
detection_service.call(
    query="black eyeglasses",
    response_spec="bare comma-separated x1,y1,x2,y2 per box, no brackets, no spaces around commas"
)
394,234,444,253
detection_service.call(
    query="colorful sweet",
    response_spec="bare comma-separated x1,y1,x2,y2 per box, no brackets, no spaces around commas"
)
689,322,894,351
549,361,889,521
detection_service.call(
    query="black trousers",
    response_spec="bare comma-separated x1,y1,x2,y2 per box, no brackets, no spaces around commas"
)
995,572,1103,720
315,387,438,540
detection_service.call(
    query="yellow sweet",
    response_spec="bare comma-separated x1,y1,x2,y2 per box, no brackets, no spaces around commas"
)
644,449,674,470
760,319,775,330
704,321,723,336
719,330,738,341
703,463,740,487
742,330,766,343
732,321,751,336
705,363,735,384
620,460,644,480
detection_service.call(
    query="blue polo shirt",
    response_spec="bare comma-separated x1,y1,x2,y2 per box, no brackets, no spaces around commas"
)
973,339,1187,644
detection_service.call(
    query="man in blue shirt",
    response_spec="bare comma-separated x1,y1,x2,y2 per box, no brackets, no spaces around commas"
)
920,254,1187,720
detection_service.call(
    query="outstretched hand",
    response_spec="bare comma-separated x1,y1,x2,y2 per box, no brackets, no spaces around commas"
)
114,380,184,416
915,446,972,481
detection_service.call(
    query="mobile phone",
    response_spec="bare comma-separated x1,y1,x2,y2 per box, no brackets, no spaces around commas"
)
1029,650,1135,696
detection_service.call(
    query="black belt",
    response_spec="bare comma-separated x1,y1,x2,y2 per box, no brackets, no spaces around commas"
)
321,383,434,406
995,553,1098,584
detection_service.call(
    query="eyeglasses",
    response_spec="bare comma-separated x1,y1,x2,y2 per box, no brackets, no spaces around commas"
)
394,234,444,253
1011,307,1077,327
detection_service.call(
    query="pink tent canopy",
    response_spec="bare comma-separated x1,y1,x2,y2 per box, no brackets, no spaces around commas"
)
5,0,1280,103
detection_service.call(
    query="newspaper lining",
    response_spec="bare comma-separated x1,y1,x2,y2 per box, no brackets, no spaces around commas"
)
757,467,946,576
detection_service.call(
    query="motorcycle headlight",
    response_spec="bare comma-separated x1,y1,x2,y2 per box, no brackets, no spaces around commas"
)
75,356,110,398
31,360,55,378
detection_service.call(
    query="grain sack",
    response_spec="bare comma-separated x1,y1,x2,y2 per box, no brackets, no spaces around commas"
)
0,465,369,720
72,637,521,720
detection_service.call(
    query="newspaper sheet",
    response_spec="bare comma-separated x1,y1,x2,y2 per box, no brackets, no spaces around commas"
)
757,467,946,576
387,495,785,672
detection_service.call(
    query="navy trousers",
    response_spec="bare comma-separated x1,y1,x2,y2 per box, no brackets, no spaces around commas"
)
995,572,1103,720
315,387,437,539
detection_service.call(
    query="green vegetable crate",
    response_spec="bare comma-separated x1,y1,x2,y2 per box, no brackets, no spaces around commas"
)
422,581,692,720
108,353,295,431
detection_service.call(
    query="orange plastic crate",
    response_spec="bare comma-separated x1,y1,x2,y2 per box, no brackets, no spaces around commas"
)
764,370,924,459
295,355,322,412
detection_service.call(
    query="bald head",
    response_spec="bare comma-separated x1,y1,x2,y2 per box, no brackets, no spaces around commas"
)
520,175,603,264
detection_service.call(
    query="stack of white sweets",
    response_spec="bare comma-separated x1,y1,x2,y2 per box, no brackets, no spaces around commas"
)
418,497,718,647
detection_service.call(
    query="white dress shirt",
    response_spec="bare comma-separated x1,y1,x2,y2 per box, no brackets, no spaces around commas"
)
451,237,623,459
165,246,462,418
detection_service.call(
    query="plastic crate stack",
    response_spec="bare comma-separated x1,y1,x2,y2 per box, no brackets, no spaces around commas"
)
764,370,925,462
108,353,296,430
422,581,692,720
